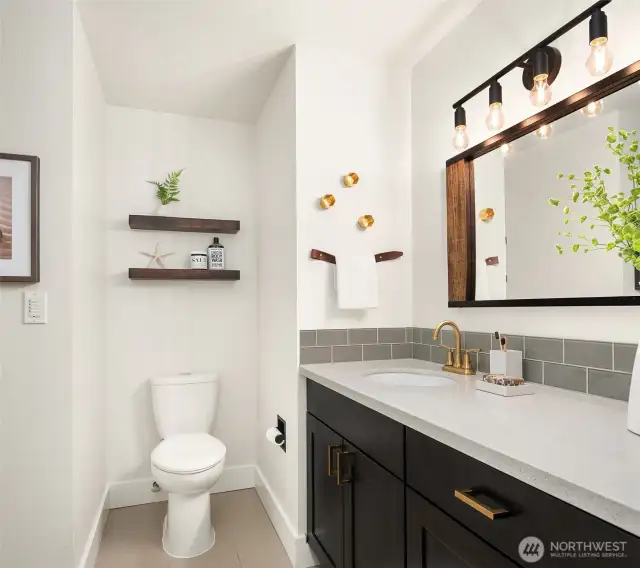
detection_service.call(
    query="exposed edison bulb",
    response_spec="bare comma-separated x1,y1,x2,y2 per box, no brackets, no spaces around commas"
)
581,99,604,117
536,124,553,140
586,39,614,77
452,126,470,151
529,78,552,107
499,143,512,156
485,103,505,132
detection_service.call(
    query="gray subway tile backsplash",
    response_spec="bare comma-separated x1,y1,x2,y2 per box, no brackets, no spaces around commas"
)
364,344,392,361
300,346,331,365
525,337,564,363
317,329,348,347
300,330,317,347
477,352,490,373
392,343,413,359
299,328,637,401
523,359,543,384
348,328,377,345
465,332,491,354
413,343,430,361
588,369,632,401
332,345,363,363
614,343,637,373
431,345,449,365
544,362,587,393
564,340,612,370
378,328,406,344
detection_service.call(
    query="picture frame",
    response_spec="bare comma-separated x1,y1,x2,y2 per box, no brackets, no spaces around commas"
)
0,153,40,283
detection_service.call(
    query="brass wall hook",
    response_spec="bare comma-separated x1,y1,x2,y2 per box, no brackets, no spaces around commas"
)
343,173,360,187
358,215,374,229
319,194,336,209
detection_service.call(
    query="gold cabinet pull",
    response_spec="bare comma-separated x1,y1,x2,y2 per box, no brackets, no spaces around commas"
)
327,445,341,477
336,451,354,486
454,489,509,520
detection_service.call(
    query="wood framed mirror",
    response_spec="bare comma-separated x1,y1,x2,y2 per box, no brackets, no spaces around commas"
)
446,60,640,308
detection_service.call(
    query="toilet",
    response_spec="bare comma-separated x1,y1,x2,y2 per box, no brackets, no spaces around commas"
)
150,373,226,559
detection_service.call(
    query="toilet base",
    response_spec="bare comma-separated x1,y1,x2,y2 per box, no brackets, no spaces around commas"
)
162,491,215,559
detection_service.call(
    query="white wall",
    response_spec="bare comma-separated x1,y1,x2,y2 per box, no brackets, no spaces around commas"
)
255,51,303,564
0,1,74,566
104,107,258,487
296,45,412,329
72,7,107,566
412,0,640,342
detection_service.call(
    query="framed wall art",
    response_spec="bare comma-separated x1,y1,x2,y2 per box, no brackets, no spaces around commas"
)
0,153,40,282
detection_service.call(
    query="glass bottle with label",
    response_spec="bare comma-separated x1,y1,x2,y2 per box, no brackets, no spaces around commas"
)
207,237,225,270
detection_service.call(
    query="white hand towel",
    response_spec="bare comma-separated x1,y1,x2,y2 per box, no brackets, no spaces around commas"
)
335,249,379,309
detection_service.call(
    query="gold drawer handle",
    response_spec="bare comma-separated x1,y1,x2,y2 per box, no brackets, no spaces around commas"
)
336,451,354,486
327,445,341,477
454,489,509,520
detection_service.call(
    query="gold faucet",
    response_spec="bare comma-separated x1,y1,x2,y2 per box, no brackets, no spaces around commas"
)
432,320,476,375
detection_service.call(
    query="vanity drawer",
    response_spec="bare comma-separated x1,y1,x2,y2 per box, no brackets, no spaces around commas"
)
406,427,640,566
307,379,404,479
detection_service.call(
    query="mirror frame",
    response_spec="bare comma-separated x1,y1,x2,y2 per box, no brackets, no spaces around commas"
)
446,59,640,308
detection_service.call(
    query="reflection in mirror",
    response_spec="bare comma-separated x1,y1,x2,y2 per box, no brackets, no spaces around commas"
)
474,83,640,301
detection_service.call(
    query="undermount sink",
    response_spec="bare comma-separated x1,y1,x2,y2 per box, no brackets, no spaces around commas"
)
366,371,455,388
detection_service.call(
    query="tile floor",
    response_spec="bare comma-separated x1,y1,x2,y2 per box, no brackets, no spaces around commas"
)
96,489,293,568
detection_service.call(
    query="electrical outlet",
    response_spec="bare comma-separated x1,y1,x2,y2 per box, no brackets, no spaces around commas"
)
24,291,47,324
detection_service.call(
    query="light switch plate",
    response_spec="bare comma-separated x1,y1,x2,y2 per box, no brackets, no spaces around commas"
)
24,291,47,324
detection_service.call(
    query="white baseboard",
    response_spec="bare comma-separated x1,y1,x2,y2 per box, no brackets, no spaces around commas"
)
255,467,317,568
107,464,256,509
77,486,109,568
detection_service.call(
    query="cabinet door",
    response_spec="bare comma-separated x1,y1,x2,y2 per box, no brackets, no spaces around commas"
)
307,413,345,568
342,443,404,568
407,488,517,568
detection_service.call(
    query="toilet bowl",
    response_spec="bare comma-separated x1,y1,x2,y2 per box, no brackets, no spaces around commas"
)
151,432,227,558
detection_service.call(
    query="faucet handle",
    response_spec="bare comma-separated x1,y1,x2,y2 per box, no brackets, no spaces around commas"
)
438,344,455,367
462,349,479,372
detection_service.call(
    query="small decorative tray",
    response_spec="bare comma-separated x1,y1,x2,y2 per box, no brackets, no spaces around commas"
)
476,375,535,397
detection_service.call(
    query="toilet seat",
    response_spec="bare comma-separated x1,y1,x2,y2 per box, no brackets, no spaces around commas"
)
152,433,226,475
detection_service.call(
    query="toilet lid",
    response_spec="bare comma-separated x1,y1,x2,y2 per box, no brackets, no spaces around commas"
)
152,433,226,474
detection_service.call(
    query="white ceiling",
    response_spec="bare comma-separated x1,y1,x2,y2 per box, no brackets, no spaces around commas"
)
78,0,478,122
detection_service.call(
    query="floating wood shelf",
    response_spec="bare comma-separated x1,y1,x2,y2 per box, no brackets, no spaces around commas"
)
129,215,240,234
129,268,240,281
310,249,403,264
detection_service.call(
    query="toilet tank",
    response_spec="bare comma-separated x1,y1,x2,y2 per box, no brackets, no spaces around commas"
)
151,373,219,439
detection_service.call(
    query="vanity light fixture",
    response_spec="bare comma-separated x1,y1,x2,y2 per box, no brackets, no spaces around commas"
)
485,81,505,132
536,124,553,140
452,106,470,151
581,99,604,117
449,1,611,153
586,8,614,77
499,143,512,156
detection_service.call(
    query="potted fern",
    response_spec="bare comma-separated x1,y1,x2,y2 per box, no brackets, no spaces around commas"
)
147,169,185,215
549,127,640,436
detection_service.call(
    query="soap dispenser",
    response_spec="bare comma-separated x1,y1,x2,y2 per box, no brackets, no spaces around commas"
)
207,237,225,270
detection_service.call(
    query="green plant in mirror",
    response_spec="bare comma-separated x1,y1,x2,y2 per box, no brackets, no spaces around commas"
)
147,168,185,206
549,127,640,269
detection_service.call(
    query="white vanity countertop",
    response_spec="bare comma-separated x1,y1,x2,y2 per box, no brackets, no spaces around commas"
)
299,359,640,537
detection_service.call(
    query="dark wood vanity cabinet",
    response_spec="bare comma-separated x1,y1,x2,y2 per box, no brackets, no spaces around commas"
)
306,380,640,568
307,413,404,568
407,488,517,568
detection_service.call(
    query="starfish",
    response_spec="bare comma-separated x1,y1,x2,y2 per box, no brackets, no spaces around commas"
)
140,243,174,268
